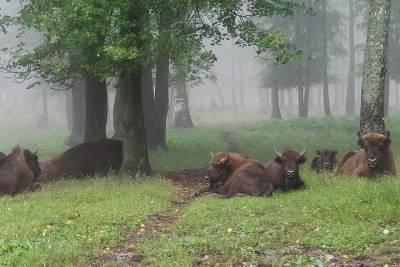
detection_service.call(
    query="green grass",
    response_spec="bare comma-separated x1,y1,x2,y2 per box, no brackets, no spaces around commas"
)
138,172,400,265
1,115,400,265
0,177,173,266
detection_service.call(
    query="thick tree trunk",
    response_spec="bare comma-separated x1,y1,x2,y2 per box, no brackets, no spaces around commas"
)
271,88,282,119
346,0,356,116
119,70,152,175
321,0,331,116
141,64,157,148
174,68,194,128
360,0,391,134
66,81,86,146
113,83,123,139
84,77,108,142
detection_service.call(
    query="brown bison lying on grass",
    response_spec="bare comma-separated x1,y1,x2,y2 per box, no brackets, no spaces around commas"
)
201,152,274,197
333,131,396,177
38,139,122,182
0,147,41,196
311,149,337,173
264,147,306,191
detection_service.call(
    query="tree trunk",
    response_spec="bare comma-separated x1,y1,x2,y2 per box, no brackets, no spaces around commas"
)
346,0,356,116
271,88,282,119
231,40,237,109
239,58,245,108
215,82,225,108
384,69,390,116
66,90,73,131
84,77,108,142
174,68,194,128
396,82,400,107
295,12,305,117
321,0,331,116
360,0,391,134
41,88,49,128
166,87,175,128
66,81,86,146
119,69,152,175
113,83,123,139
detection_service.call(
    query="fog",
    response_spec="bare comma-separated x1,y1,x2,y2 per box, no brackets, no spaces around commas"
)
0,0,398,134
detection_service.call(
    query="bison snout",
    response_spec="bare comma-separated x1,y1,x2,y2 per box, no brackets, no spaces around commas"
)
286,170,296,178
323,162,330,168
367,158,377,168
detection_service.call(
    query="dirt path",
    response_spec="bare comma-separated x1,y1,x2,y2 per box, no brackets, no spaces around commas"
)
91,169,208,266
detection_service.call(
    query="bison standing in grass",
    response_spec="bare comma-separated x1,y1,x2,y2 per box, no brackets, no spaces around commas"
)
0,147,41,196
333,131,396,177
202,152,274,197
264,147,307,191
311,149,337,173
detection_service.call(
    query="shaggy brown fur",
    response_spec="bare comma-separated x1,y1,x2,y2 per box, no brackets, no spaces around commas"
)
204,152,273,197
0,147,41,196
265,149,306,191
333,132,396,177
38,139,122,182
311,149,337,173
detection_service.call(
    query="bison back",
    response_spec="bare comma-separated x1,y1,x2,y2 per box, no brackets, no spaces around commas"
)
39,139,122,182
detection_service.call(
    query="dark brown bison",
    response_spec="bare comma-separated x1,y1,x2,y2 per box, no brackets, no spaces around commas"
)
333,131,396,177
202,152,274,197
38,139,122,182
311,149,337,173
0,147,41,196
264,147,307,191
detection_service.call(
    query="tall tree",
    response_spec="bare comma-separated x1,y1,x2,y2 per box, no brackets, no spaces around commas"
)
345,0,356,116
66,82,86,146
360,0,391,134
321,0,331,116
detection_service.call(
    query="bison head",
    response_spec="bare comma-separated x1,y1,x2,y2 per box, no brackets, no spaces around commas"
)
207,152,230,183
274,147,307,179
23,149,41,179
315,149,337,171
358,131,391,169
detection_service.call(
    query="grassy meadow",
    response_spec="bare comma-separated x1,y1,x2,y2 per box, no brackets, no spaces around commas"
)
0,114,400,265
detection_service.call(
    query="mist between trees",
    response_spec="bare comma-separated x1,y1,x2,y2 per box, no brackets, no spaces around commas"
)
0,0,395,173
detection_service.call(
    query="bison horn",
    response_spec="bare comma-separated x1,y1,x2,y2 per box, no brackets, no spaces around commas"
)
273,147,282,157
300,145,307,156
210,151,215,158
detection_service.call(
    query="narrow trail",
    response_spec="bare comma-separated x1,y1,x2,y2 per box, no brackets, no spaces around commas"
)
91,169,208,266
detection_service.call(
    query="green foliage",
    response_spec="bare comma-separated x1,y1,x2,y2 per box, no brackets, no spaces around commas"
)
5,0,301,88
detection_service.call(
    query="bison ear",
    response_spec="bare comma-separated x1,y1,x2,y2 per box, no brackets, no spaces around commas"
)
298,156,307,164
333,150,337,155
274,156,282,164
384,130,391,138
384,137,391,145
315,150,321,155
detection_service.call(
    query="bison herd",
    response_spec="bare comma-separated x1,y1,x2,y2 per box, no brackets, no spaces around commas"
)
0,131,397,197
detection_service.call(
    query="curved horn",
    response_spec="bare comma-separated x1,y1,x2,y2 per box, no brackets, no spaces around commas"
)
273,147,282,157
300,144,307,156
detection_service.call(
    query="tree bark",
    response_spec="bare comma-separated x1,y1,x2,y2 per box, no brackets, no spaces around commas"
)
41,88,49,128
360,0,391,134
384,68,390,116
113,83,123,139
84,77,108,142
141,64,157,148
65,81,86,146
66,90,73,131
346,0,356,116
271,88,282,119
119,69,152,175
321,0,331,116
231,40,237,109
174,68,194,128
239,58,245,108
